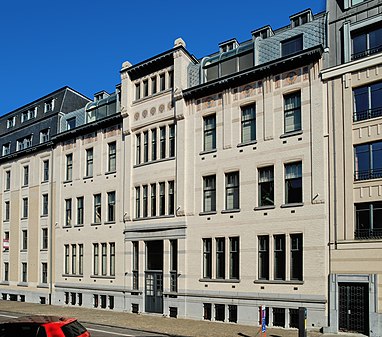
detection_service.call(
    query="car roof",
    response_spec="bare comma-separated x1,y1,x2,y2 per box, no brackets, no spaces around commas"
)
1,315,75,326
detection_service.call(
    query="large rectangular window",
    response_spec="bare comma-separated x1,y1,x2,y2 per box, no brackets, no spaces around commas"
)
4,201,10,221
71,244,77,274
170,239,178,292
160,127,166,159
64,244,70,274
135,187,140,218
258,166,274,206
22,263,27,283
23,165,29,186
66,154,73,181
86,148,93,177
352,25,382,60
107,192,116,222
151,129,157,161
101,243,107,276
136,134,141,165
43,160,49,182
281,35,303,57
168,181,175,215
284,92,301,133
353,82,382,121
290,234,303,280
142,185,148,218
355,202,382,239
151,184,157,216
203,175,216,212
22,230,28,250
79,244,84,275
42,194,49,216
225,172,239,210
241,105,256,143
229,237,239,280
132,241,139,290
274,235,286,280
94,194,101,223
77,197,84,225
4,262,8,282
110,242,115,276
65,199,72,226
5,171,11,190
258,236,269,280
203,115,216,152
143,131,149,163
42,228,48,250
93,243,99,275
354,141,382,181
203,238,212,279
169,124,175,157
216,238,225,279
159,182,165,216
285,162,302,204
22,198,28,218
108,142,116,172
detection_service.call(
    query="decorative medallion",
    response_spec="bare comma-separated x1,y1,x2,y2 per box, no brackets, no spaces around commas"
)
244,85,252,97
134,112,140,121
150,107,156,116
287,71,298,84
142,110,148,118
159,104,165,113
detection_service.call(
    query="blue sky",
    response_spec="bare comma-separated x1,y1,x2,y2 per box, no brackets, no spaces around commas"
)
0,0,325,115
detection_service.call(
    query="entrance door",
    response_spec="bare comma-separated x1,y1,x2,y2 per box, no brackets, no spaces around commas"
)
145,272,163,313
338,283,369,334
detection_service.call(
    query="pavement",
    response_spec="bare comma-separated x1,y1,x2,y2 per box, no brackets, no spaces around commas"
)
0,300,365,337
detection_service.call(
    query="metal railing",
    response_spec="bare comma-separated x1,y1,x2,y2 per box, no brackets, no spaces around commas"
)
354,168,382,181
355,228,382,239
351,46,382,61
353,107,382,122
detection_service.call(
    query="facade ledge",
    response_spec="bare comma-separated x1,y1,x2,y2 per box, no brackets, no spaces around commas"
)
237,140,257,148
199,149,217,156
104,221,116,225
132,215,175,222
280,130,303,138
281,202,304,208
134,157,175,169
90,275,115,279
63,179,72,184
40,215,48,219
62,274,84,278
83,175,93,180
254,280,304,285
254,205,276,211
37,284,49,289
221,209,241,214
0,281,9,286
199,211,217,216
199,278,240,283
105,170,117,176
16,282,28,287
91,222,102,226
74,224,84,228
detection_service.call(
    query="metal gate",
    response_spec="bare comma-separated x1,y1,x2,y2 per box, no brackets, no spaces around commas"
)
338,283,368,334
145,272,163,313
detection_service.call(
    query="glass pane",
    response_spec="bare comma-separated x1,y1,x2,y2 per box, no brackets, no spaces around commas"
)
353,86,369,113
221,58,237,77
369,27,382,52
371,82,382,110
239,51,254,71
352,33,367,56
354,144,370,174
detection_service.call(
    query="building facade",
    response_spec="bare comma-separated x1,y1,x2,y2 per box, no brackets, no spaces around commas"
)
322,0,382,335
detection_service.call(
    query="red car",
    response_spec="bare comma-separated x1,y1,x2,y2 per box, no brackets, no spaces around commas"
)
0,315,90,337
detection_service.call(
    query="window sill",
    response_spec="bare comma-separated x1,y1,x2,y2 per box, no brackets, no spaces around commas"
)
83,175,93,180
37,283,49,289
254,280,304,285
237,140,257,148
104,221,116,225
90,275,115,279
133,215,175,221
63,179,72,184
281,202,304,208
41,180,49,184
74,224,84,228
20,249,27,252
105,170,117,175
40,248,48,252
0,281,9,286
199,278,240,283
134,156,175,168
199,149,217,156
280,130,303,139
40,214,48,218
199,211,217,216
91,222,102,226
254,205,276,211
221,209,241,214
62,274,84,278
17,282,28,287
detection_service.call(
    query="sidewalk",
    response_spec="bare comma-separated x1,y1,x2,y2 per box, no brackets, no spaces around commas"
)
0,300,362,337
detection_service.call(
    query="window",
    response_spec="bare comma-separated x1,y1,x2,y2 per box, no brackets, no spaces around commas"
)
94,194,101,223
160,127,166,159
355,202,382,239
2,143,10,156
77,197,84,225
151,76,157,95
17,135,33,151
65,199,72,226
132,241,139,290
71,244,77,274
273,308,286,327
352,25,382,61
281,35,303,57
42,228,48,250
143,79,149,97
143,132,149,163
79,244,84,275
203,115,216,152
43,160,49,182
107,192,116,222
290,234,303,280
4,262,9,282
284,92,301,133
274,235,286,280
151,184,157,216
22,262,27,283
351,0,365,5
101,243,107,276
258,236,269,280
203,175,216,212
285,162,302,204
135,82,140,100
159,182,165,216
22,230,28,250
65,244,70,274
354,141,382,181
135,187,140,218
229,237,239,279
67,117,76,130
23,166,29,186
4,201,10,221
110,242,115,276
142,185,148,217
353,82,382,121
229,305,238,323
42,194,49,216
169,124,175,157
241,105,256,143
108,142,116,172
203,238,212,279
168,181,175,215
93,243,99,275
6,116,15,128
168,70,174,89
258,166,274,206
151,129,157,161
136,134,141,165
40,129,50,143
3,232,9,251
66,154,73,181
215,304,225,322
22,198,28,218
203,303,212,320
86,148,93,177
170,240,178,292
216,238,225,279
44,99,54,112
160,73,165,91
5,171,11,190
225,172,239,210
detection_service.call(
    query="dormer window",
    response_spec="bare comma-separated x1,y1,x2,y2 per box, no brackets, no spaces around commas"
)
40,129,50,143
6,117,16,129
17,135,33,151
21,107,37,123
290,10,312,28
252,26,274,40
2,143,11,156
219,39,239,53
67,117,76,130
281,35,303,57
351,24,382,61
44,99,54,112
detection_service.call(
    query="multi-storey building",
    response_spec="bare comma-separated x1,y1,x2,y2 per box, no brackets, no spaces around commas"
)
0,87,90,304
322,0,382,335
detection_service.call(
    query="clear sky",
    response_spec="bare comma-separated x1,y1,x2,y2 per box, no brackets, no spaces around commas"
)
0,0,325,116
